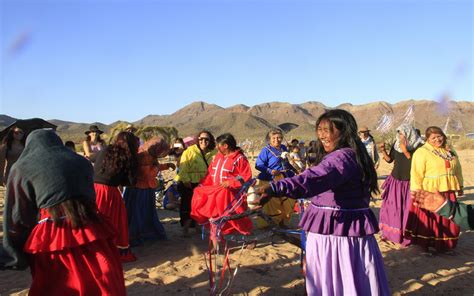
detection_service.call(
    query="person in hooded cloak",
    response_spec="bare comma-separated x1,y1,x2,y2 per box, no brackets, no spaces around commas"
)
2,129,125,295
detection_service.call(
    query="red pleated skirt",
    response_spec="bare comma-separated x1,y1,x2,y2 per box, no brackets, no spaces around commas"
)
405,191,460,252
191,185,253,236
94,183,130,249
24,209,126,296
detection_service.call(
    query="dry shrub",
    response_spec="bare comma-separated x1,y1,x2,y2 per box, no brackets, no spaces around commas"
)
454,137,474,150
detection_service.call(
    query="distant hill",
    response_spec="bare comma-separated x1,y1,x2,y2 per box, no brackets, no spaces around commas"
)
1,99,473,143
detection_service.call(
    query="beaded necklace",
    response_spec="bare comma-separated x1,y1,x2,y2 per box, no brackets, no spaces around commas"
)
431,148,455,169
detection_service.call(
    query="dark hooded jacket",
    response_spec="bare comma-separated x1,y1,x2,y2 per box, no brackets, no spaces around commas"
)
1,130,95,269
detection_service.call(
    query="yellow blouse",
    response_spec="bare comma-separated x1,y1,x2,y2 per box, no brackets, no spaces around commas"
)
174,144,217,184
410,143,463,192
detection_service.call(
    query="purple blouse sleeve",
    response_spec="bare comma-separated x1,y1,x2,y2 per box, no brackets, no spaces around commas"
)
271,148,359,199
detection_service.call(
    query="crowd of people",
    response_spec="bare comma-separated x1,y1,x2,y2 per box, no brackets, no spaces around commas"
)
0,108,469,295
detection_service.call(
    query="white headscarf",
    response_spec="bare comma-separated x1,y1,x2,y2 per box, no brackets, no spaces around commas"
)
394,124,423,153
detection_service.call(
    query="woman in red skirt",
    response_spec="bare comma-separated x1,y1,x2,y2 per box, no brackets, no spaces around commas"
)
191,133,253,243
94,131,139,262
2,129,125,295
406,126,464,253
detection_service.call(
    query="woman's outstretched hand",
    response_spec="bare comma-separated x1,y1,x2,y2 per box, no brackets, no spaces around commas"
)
254,183,271,195
254,183,275,206
411,190,446,212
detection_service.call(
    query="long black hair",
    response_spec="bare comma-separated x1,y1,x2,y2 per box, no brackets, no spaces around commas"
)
2,126,26,150
216,133,238,151
313,109,379,194
49,199,99,228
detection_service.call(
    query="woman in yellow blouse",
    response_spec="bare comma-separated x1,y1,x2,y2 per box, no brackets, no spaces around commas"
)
174,131,217,236
406,126,463,253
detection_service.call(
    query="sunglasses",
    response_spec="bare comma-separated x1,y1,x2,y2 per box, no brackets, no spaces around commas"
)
198,138,210,142
14,130,24,135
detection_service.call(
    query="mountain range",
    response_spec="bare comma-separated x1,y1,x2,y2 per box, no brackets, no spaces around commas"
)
1,99,473,142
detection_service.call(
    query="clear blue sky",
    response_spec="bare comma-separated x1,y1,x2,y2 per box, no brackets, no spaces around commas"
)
1,0,472,124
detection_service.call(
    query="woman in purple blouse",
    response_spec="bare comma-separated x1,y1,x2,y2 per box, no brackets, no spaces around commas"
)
257,109,389,296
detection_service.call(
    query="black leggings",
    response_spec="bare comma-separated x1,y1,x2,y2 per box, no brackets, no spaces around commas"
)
177,182,198,227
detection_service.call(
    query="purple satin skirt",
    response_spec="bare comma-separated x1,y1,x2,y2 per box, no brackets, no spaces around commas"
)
305,232,390,296
379,175,412,246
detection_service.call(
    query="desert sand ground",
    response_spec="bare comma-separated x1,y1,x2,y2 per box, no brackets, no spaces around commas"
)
0,150,473,296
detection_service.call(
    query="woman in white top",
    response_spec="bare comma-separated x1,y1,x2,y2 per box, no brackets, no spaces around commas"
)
83,125,106,163
0,126,26,185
